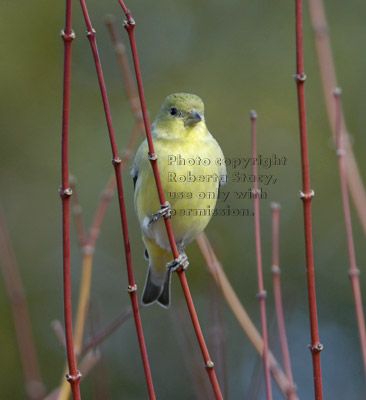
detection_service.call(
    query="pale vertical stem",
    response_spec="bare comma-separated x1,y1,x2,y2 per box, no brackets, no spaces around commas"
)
87,303,111,400
104,15,143,127
333,89,366,377
69,177,87,249
196,233,299,400
307,0,366,236
51,320,67,350
60,0,81,397
77,1,155,398
270,204,297,400
250,111,272,400
294,1,323,399
0,206,45,400
117,2,223,398
73,252,93,354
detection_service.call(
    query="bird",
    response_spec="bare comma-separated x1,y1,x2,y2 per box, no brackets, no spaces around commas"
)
131,93,226,308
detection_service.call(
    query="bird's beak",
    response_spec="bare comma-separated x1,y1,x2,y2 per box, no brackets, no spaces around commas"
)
185,109,202,126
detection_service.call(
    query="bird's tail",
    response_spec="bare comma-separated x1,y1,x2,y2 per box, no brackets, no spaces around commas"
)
141,265,171,308
141,237,173,308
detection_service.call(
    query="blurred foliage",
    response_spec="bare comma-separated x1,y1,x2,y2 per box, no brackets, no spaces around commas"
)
0,0,366,399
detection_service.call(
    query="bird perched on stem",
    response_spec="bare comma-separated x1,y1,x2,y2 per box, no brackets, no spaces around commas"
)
132,93,226,308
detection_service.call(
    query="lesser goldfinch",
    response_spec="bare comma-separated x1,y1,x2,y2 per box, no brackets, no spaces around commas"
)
132,93,226,308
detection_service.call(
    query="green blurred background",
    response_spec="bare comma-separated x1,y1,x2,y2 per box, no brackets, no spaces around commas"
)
1,0,366,398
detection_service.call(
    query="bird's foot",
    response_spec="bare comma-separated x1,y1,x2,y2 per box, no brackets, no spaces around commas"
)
166,252,189,272
148,201,171,226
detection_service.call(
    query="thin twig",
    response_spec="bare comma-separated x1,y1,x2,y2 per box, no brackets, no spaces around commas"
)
69,175,87,249
50,306,133,399
78,348,101,377
250,111,272,400
105,15,143,128
0,205,45,400
45,350,101,400
333,89,366,376
59,0,81,397
170,304,213,400
117,2,223,398
207,271,228,398
307,0,366,236
51,320,67,351
78,1,155,398
270,203,296,400
294,1,323,398
81,306,133,355
88,302,112,400
196,233,299,399
87,122,140,252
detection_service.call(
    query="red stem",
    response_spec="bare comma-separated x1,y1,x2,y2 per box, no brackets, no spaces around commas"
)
87,123,140,251
294,1,323,398
120,9,178,258
307,0,366,238
78,2,155,398
70,123,140,254
250,111,272,400
117,2,223,398
177,270,223,397
207,267,228,397
334,89,366,376
270,204,296,400
60,0,81,398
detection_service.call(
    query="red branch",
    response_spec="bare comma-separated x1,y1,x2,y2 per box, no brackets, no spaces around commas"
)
70,123,140,255
78,1,155,398
88,125,140,252
334,89,366,376
250,111,272,400
60,0,81,397
117,2,223,398
270,204,296,400
294,1,323,398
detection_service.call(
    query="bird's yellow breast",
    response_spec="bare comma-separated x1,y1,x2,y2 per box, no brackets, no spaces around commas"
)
133,122,226,250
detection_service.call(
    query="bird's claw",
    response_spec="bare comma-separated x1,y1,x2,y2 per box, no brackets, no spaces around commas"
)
166,252,189,272
148,201,171,225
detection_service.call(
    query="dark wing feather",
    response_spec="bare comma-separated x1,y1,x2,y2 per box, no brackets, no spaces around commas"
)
133,174,137,190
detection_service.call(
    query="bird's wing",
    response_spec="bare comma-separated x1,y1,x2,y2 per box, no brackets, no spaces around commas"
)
215,138,227,187
131,139,147,190
131,160,138,189
131,152,139,190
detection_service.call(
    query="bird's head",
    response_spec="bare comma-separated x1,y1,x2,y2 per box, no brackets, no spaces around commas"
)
152,93,206,138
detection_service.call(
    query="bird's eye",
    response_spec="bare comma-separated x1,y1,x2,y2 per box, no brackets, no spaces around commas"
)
170,107,178,116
